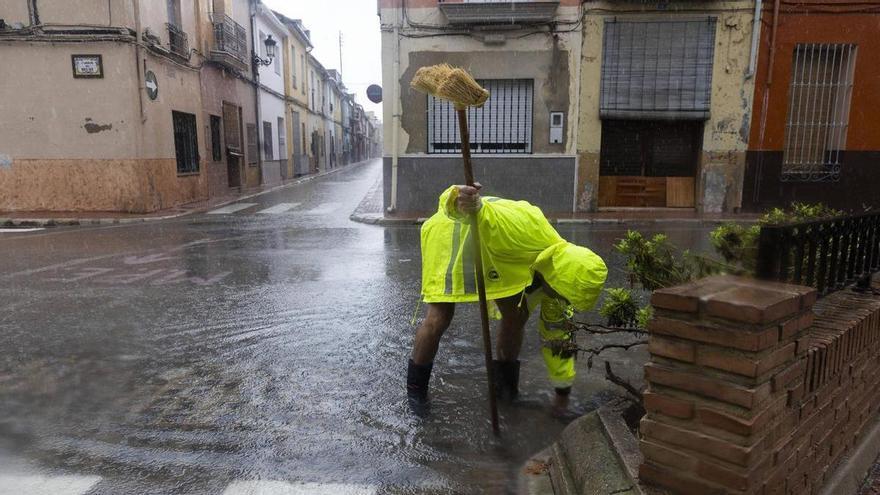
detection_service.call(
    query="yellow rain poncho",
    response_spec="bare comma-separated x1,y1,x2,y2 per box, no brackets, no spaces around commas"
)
419,186,608,387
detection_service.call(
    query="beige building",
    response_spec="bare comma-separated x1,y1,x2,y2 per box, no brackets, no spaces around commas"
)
578,0,757,213
0,0,210,213
379,0,757,214
275,12,314,177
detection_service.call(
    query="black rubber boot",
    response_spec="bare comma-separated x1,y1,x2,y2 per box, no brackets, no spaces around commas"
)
407,359,433,416
493,360,520,402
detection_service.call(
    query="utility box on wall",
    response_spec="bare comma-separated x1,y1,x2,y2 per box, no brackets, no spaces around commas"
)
550,111,564,144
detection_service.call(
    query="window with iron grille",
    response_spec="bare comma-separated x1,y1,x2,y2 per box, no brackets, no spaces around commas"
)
246,123,258,165
210,115,222,162
427,79,533,154
782,43,856,182
263,121,273,160
172,111,199,174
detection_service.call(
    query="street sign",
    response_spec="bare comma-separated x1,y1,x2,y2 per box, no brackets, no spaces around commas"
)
145,71,158,100
366,84,382,104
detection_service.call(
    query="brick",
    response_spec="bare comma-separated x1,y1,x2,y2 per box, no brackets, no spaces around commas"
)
787,381,805,405
640,439,698,470
696,459,752,492
645,363,770,409
649,316,780,352
650,276,736,313
704,285,802,324
639,462,725,495
640,418,759,467
648,336,696,363
795,335,811,356
772,358,807,392
757,342,798,376
696,346,759,377
644,391,695,419
696,396,785,437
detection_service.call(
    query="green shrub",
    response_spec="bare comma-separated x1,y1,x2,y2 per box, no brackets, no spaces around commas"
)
599,288,639,328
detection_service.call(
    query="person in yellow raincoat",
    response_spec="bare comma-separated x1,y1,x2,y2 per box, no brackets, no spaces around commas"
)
407,184,608,415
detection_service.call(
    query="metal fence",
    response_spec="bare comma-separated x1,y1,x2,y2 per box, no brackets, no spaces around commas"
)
756,212,880,296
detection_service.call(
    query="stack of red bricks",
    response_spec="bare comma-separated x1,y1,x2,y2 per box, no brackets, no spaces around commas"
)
639,274,880,494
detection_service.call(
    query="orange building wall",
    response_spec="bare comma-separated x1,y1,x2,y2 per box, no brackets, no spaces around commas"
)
749,9,880,151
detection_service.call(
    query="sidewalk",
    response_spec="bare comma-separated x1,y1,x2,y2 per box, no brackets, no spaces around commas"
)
350,183,759,226
0,161,371,227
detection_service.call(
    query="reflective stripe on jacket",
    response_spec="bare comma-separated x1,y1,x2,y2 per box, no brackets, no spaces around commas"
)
420,185,565,303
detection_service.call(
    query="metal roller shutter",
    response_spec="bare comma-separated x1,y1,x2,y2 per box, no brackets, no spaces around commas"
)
601,18,717,121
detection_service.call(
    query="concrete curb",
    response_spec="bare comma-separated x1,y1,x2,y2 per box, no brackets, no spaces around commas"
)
819,413,880,495
0,160,374,228
349,213,755,227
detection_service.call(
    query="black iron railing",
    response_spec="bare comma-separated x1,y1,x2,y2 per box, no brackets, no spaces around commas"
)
210,13,247,65
167,22,189,59
756,212,880,296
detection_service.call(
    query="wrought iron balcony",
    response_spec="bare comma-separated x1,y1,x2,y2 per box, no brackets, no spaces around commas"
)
209,14,248,71
438,0,561,25
166,22,189,59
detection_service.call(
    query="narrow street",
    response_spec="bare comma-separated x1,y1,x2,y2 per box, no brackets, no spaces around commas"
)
0,160,716,494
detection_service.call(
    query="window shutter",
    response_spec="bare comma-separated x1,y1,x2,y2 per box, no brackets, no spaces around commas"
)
601,19,716,120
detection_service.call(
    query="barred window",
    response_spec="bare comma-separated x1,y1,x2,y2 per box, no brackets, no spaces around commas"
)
782,44,856,182
172,111,199,174
210,115,222,162
427,79,533,154
263,121,273,160
246,123,258,165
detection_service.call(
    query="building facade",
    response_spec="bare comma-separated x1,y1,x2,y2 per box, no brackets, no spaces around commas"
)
275,12,313,177
253,4,287,185
199,0,259,194
579,0,757,213
0,0,208,212
741,0,880,212
379,0,584,215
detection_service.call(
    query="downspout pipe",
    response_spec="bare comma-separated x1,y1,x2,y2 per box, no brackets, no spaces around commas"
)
251,0,264,184
767,0,781,86
746,0,763,79
133,0,145,123
387,19,401,213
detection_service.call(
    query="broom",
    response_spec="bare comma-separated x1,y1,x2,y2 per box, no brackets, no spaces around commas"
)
411,65,499,435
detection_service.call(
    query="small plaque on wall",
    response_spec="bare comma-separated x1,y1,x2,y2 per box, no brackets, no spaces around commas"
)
72,55,103,78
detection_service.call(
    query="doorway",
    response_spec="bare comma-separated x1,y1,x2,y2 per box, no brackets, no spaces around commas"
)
222,102,243,188
598,120,702,208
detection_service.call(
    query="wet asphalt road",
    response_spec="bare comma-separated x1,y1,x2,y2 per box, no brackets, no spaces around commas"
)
0,159,717,494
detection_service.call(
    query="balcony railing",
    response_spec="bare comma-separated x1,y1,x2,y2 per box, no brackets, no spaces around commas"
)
438,0,561,25
166,22,189,59
210,13,248,70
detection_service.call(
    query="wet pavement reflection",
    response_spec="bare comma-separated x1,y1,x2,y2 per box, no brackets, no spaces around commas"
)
0,160,717,494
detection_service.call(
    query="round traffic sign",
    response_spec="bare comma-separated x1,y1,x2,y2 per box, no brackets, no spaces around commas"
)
366,84,382,104
145,71,158,100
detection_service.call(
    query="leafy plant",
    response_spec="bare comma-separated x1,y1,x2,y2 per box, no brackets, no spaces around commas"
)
636,305,654,330
599,288,639,328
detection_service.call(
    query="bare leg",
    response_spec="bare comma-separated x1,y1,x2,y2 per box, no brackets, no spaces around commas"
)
411,303,455,365
495,294,528,361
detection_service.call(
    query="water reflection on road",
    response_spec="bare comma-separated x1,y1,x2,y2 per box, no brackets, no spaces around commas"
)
0,160,717,493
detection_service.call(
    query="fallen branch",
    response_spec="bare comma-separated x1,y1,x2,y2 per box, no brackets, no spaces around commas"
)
604,361,643,404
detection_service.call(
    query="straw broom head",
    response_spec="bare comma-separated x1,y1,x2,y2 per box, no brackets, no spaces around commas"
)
411,64,489,110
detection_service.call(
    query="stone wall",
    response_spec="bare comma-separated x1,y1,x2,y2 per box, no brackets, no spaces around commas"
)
640,275,880,494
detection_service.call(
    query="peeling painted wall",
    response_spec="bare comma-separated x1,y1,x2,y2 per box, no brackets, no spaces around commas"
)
0,39,209,212
577,0,757,213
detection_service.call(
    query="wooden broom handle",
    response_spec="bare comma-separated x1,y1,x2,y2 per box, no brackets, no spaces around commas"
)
457,108,500,435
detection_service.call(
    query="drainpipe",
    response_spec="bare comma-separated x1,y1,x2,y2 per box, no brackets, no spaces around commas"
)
251,0,263,185
766,0,781,86
387,18,401,213
746,0,763,78
27,0,40,26
133,0,146,124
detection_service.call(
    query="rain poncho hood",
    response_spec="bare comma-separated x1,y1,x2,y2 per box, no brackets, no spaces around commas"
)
420,186,606,310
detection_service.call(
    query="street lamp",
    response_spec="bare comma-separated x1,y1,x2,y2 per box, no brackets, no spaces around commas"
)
253,34,277,67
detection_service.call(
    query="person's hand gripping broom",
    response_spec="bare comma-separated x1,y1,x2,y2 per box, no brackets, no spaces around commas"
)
410,65,500,435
